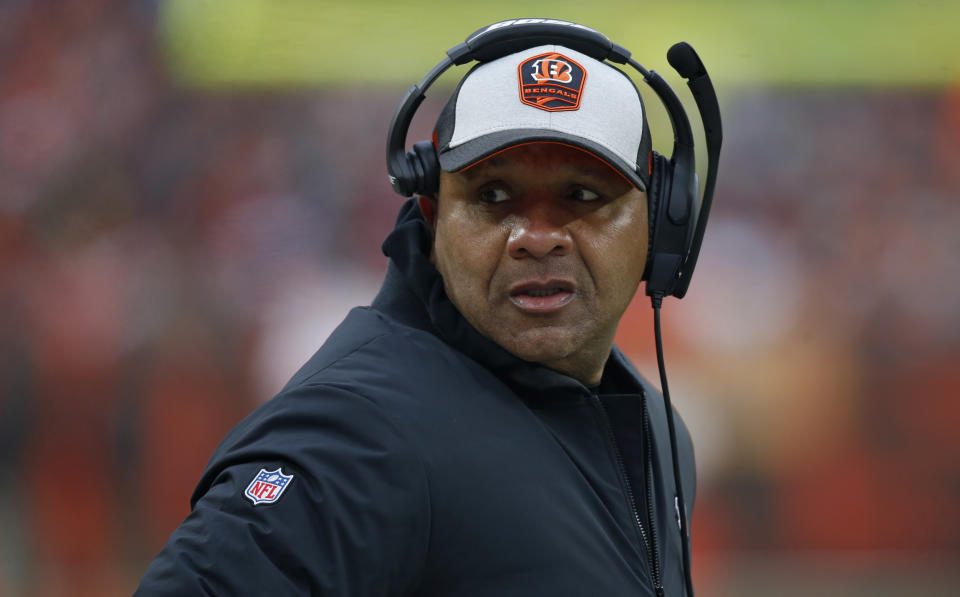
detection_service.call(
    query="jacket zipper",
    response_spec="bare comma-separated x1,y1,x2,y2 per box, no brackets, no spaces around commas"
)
591,394,665,596
642,394,665,596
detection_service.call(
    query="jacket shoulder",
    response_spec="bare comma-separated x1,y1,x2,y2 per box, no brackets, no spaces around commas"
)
203,306,444,482
137,334,433,595
280,305,457,389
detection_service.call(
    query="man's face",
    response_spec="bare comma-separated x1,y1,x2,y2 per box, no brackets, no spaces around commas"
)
426,143,648,384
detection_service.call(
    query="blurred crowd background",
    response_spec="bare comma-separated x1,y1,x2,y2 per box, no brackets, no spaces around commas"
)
0,1,958,595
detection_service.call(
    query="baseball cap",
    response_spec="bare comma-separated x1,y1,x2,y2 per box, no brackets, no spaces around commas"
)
434,44,651,191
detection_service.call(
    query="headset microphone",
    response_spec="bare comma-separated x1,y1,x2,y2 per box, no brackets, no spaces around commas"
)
665,42,722,299
666,42,705,78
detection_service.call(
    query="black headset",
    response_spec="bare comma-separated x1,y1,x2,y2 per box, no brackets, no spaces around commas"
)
386,17,722,300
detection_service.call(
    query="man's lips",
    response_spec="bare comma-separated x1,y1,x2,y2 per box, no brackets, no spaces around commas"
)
508,279,576,313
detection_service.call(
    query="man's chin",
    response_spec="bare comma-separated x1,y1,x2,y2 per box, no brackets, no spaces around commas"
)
500,329,578,365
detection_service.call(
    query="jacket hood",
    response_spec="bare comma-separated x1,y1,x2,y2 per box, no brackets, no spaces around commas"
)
375,198,642,400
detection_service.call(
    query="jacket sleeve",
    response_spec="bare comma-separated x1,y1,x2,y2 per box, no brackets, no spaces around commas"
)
134,384,431,596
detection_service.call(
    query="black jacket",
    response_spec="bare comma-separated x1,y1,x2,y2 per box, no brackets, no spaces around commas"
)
136,199,696,596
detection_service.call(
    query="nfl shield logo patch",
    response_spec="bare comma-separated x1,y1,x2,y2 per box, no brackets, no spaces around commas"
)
244,468,294,505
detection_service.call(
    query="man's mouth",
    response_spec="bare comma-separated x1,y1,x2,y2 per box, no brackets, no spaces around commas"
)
508,280,576,313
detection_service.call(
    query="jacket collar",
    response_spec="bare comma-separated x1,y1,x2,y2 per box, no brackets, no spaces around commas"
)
373,198,643,401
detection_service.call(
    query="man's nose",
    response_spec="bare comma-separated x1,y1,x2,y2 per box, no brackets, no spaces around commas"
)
506,202,573,260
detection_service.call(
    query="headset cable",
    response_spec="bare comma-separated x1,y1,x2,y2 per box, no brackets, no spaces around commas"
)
652,292,694,597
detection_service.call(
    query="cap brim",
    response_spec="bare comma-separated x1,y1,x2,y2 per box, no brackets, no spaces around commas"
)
438,129,647,192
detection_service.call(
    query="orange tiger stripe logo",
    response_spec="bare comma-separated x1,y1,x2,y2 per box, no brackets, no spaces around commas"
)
517,52,586,112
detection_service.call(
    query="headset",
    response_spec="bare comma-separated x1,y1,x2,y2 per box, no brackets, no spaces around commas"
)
385,18,723,596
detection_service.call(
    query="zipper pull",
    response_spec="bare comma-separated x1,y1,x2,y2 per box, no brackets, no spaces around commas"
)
655,586,665,597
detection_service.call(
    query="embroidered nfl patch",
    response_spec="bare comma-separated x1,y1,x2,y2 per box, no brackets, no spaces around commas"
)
517,51,586,112
244,468,294,505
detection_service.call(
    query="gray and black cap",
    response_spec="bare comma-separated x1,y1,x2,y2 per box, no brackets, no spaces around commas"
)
434,44,652,191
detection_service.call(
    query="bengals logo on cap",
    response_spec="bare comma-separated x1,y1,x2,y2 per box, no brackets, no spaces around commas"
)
517,52,586,112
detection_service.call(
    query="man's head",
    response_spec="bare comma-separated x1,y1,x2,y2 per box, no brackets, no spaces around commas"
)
420,143,647,385
418,44,653,385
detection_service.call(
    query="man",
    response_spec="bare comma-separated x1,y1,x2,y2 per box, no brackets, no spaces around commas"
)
137,26,697,597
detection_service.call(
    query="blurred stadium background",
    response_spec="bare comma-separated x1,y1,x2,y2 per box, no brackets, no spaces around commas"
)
0,0,958,595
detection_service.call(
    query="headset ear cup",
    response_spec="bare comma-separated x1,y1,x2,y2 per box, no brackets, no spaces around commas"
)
400,149,422,196
410,140,440,196
389,152,416,197
643,152,670,281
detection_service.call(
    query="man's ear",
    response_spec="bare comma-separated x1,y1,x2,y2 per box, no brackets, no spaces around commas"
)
417,195,437,229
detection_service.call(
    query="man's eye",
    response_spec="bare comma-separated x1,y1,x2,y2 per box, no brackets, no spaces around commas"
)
479,188,510,203
570,187,601,202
